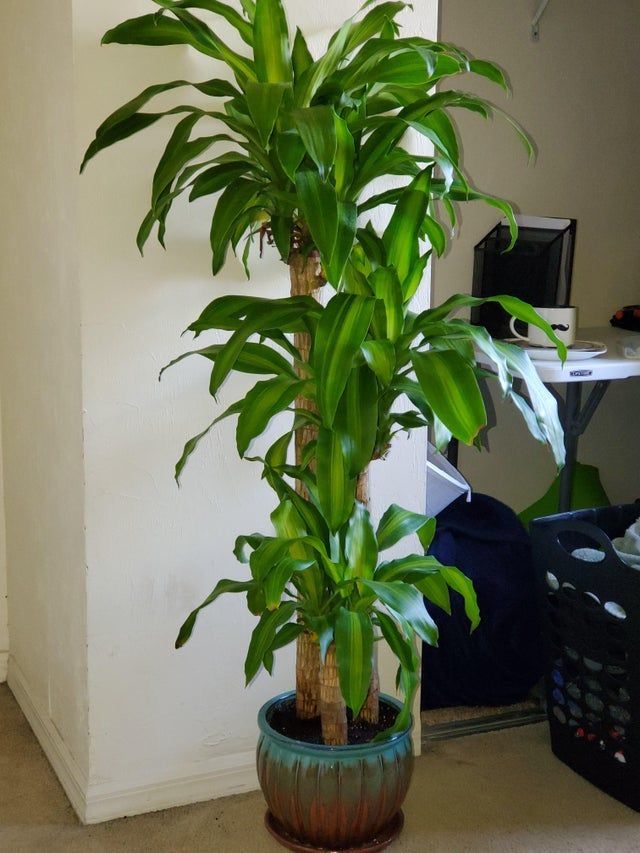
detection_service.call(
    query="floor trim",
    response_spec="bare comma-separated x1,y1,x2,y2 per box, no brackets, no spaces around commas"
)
0,651,7,683
7,655,260,824
422,706,547,744
7,657,89,821
84,753,258,824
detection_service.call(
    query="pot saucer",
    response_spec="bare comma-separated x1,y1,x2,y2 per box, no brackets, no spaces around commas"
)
265,810,404,852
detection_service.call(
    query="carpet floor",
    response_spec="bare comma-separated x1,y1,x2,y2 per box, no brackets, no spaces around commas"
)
2,684,640,852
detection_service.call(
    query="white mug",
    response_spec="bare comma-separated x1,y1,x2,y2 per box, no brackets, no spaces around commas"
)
510,306,578,347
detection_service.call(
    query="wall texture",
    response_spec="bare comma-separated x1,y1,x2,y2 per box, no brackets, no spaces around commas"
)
436,0,640,510
0,0,89,775
0,399,7,681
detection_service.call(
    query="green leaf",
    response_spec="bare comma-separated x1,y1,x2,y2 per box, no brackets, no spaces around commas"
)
316,427,355,533
409,109,459,165
469,58,508,90
102,14,200,48
174,399,244,482
264,557,314,610
295,170,338,264
326,202,358,287
402,251,431,303
244,81,288,147
333,114,356,199
236,376,304,456
245,602,297,684
210,179,262,273
438,565,480,630
275,131,306,183
370,267,404,342
151,113,206,207
189,161,254,201
411,349,486,444
360,580,439,646
334,365,378,477
80,78,237,171
292,27,314,79
376,504,434,551
414,574,451,614
159,340,295,380
176,578,254,648
375,609,414,671
313,294,376,427
292,107,336,181
294,17,352,107
254,0,293,83
375,554,442,582
168,7,256,80
335,608,374,716
345,502,378,580
383,168,432,284
361,340,395,387
422,214,446,257
153,0,253,45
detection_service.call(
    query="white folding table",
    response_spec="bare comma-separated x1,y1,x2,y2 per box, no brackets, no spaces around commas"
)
523,326,640,511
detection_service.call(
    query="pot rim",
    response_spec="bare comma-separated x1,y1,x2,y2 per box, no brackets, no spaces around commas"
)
257,690,413,757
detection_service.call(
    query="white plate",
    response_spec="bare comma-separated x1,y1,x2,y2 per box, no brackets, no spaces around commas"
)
505,339,608,361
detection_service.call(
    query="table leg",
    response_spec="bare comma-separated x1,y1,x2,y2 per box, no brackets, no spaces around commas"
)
558,383,581,512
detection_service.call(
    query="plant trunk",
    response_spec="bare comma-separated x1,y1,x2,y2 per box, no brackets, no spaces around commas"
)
355,470,380,725
319,643,349,746
290,250,326,722
295,629,320,720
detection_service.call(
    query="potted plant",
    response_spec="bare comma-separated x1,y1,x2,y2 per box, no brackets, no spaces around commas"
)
82,1,566,848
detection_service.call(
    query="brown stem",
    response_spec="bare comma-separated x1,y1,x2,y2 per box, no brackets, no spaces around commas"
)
320,643,349,746
296,630,320,720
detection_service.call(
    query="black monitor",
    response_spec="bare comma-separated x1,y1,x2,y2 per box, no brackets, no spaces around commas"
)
471,216,577,338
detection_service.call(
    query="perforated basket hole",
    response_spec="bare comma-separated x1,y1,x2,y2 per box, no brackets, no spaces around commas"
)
585,677,602,693
614,750,627,764
584,657,603,673
581,591,601,608
561,582,578,600
585,693,605,714
568,700,583,718
553,706,567,724
604,602,627,621
552,688,566,705
546,571,560,591
566,682,581,700
609,705,631,724
557,529,607,560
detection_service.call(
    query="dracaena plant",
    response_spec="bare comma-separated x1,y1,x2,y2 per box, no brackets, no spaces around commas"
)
82,0,566,745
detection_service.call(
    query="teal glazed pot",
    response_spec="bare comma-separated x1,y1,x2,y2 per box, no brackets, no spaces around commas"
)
257,691,414,851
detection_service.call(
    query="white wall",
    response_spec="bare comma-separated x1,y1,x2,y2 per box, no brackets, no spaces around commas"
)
436,0,640,510
0,397,8,682
0,0,89,774
72,0,435,821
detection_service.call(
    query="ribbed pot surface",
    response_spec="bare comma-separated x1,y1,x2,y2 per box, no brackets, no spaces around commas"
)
257,691,414,850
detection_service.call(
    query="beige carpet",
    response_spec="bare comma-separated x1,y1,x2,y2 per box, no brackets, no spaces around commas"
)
2,685,640,852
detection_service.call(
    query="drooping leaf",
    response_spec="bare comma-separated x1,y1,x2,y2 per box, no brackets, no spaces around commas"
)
152,0,253,45
236,376,304,456
264,557,314,609
245,602,297,684
376,504,434,551
411,349,486,445
176,578,254,648
361,580,439,646
210,179,263,273
174,399,244,483
335,608,374,716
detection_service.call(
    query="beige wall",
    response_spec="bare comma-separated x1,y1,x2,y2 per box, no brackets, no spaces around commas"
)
437,0,640,510
0,0,88,771
0,398,7,681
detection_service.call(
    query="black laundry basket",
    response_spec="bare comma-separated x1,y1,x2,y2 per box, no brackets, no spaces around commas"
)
532,504,640,811
531,503,640,811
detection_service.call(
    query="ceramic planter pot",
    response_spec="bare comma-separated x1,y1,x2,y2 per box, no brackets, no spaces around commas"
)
257,691,414,852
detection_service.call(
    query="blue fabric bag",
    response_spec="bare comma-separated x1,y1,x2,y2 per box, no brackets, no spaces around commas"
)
421,493,543,709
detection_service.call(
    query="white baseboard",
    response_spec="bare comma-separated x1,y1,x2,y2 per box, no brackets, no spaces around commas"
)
7,657,89,821
0,651,7,682
84,752,258,824
7,656,260,825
